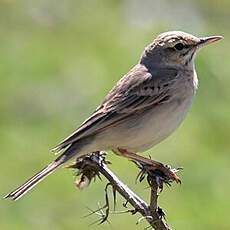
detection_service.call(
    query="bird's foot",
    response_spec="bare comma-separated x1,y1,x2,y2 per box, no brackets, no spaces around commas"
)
116,148,182,185
153,164,182,184
135,160,182,187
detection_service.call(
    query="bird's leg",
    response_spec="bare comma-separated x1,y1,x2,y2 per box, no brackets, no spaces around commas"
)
116,148,181,183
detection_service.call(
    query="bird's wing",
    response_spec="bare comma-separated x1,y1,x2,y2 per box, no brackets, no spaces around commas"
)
52,64,178,152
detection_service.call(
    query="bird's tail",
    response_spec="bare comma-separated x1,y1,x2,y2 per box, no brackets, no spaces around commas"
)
4,144,77,201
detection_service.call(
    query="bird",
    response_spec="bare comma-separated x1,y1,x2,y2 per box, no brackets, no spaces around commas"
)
4,31,223,201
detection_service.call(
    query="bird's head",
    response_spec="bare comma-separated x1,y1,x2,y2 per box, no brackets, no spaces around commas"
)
141,31,223,69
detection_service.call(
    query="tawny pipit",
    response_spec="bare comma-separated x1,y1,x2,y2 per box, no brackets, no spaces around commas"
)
5,31,223,200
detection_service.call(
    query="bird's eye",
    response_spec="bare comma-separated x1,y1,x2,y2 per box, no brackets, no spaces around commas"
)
174,43,184,51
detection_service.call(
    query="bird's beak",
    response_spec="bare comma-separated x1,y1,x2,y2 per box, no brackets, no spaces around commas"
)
197,35,224,47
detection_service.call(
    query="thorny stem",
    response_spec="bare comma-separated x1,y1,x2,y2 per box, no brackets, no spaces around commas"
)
69,152,173,230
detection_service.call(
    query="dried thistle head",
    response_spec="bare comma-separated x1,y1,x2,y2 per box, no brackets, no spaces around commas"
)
65,153,103,190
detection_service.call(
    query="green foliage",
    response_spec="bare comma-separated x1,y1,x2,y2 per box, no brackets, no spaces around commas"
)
1,1,229,229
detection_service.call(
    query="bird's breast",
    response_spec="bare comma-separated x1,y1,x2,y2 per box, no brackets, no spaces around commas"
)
95,94,194,153
127,95,193,152
94,71,197,153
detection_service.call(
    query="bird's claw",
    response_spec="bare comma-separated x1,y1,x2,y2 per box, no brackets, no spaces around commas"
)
161,165,182,184
135,161,182,187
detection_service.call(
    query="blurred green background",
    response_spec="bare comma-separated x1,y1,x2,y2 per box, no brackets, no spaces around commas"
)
0,0,229,229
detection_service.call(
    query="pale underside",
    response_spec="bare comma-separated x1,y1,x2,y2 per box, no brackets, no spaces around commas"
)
53,64,197,156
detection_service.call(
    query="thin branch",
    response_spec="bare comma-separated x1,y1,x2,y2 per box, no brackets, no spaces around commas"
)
68,152,173,230
148,176,171,230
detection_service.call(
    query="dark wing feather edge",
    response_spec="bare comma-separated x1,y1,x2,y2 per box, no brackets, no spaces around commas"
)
52,64,175,152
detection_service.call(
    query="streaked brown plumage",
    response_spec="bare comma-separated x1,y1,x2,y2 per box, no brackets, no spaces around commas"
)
4,31,223,200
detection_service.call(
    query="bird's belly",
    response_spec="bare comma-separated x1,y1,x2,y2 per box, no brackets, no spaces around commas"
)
135,102,191,151
97,97,193,152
